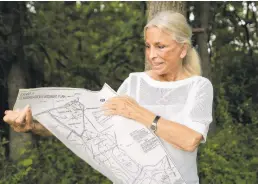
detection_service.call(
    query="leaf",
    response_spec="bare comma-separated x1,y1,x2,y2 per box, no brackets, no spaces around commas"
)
20,158,33,167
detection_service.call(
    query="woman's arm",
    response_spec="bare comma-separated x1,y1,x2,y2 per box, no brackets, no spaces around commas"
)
103,96,204,152
104,79,213,152
129,107,203,152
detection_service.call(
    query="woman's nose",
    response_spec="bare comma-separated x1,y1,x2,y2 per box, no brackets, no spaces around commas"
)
149,47,157,59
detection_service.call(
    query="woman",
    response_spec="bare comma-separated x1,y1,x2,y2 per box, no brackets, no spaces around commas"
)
3,11,213,183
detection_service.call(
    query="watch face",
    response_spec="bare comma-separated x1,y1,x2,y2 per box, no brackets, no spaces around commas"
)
150,124,156,131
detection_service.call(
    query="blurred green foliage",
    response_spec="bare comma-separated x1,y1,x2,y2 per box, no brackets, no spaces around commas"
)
0,138,112,184
199,124,258,184
1,1,258,184
25,1,145,90
197,2,258,183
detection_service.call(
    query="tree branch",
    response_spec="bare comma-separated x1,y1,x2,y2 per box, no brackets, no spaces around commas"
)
192,28,205,33
38,43,51,64
232,9,255,67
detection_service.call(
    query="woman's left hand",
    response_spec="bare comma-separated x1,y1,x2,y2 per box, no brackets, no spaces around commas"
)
102,96,142,120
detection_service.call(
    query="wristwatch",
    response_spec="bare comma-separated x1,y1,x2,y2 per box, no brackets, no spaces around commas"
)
150,115,161,133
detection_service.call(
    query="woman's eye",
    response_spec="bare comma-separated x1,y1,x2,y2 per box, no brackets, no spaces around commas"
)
158,45,165,49
145,45,150,48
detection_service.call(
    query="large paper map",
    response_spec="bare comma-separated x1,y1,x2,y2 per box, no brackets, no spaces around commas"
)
13,84,185,184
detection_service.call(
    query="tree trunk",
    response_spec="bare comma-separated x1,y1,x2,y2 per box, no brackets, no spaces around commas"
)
145,1,186,70
196,2,216,133
197,2,211,79
2,2,33,161
147,1,186,20
8,64,33,160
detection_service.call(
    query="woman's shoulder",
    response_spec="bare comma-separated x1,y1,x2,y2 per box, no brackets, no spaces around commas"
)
192,76,213,95
193,76,213,88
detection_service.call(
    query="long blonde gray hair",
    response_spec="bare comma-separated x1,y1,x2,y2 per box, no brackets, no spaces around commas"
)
144,11,202,76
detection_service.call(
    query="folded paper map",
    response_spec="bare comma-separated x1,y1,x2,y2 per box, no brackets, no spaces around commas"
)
13,84,185,184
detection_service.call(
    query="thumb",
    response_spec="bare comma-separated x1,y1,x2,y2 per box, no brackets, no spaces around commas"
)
25,107,33,129
15,105,30,124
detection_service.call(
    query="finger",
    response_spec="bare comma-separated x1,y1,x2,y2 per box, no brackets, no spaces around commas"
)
104,110,116,116
115,97,131,105
3,111,20,124
4,110,15,115
11,118,28,132
12,125,24,133
15,105,30,125
123,96,135,104
102,103,116,109
13,126,20,132
106,96,124,103
124,95,135,102
117,95,128,98
102,103,117,110
3,115,11,124
14,108,21,112
105,99,115,105
11,123,20,130
118,95,134,102
25,108,32,129
101,105,109,111
107,97,127,105
10,124,17,131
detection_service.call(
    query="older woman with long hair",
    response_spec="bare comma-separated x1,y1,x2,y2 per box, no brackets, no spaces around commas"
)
4,11,213,184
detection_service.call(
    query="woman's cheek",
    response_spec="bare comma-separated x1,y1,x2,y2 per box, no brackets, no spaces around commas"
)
145,51,150,61
161,50,169,59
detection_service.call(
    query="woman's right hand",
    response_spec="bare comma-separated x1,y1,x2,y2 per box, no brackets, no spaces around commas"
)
3,105,34,133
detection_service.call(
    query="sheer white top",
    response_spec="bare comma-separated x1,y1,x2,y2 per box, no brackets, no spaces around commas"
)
117,72,213,184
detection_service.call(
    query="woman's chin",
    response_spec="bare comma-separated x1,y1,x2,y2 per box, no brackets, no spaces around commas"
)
151,68,166,76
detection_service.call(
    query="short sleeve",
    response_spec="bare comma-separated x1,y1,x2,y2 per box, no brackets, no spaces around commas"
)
117,78,129,95
185,79,213,143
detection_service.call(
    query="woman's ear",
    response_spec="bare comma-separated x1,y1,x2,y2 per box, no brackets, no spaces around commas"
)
180,44,188,59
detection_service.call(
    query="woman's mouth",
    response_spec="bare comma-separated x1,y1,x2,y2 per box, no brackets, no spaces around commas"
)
152,62,164,69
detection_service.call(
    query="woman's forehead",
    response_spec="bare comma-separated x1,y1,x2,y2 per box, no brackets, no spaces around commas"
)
145,26,174,43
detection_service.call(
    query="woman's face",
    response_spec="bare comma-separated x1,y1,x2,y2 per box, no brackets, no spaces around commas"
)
145,26,187,76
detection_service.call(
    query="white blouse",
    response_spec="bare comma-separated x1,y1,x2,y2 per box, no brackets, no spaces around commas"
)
117,72,213,184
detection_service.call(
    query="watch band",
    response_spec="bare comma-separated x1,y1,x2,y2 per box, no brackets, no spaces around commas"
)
150,115,161,133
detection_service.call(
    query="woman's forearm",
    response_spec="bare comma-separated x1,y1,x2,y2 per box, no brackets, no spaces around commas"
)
134,107,202,152
31,120,52,136
156,118,202,151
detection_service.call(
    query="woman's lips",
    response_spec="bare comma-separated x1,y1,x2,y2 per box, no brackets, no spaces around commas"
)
152,62,164,69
